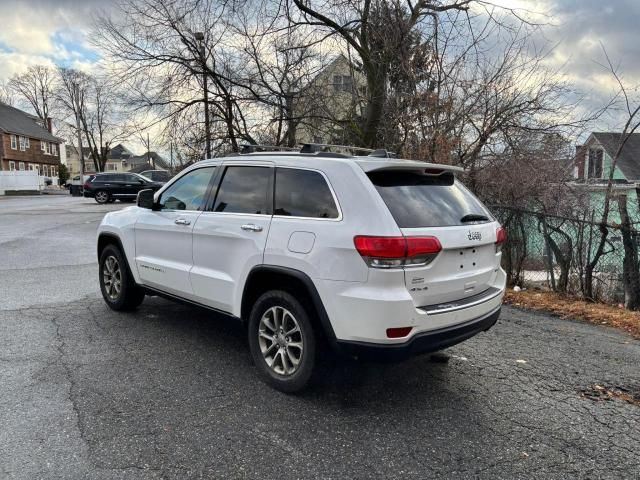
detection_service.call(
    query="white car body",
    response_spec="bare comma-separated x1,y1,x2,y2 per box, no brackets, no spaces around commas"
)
97,152,506,360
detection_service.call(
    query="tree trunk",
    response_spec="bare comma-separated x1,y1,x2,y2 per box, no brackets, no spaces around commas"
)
618,194,640,310
362,67,386,148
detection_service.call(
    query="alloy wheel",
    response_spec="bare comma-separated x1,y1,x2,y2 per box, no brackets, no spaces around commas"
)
96,191,108,203
102,255,122,301
258,306,304,376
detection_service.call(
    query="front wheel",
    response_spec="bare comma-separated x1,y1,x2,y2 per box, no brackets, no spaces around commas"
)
99,244,145,311
248,290,316,393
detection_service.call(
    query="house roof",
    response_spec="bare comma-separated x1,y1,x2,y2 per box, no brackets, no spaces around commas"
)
128,152,169,170
591,132,640,180
0,102,61,142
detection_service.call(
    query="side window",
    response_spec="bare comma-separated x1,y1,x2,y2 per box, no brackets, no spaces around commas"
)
275,168,339,219
213,166,271,215
124,174,141,183
159,167,216,211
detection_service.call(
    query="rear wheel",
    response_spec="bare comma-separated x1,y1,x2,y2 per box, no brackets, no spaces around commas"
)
99,244,145,311
95,190,110,204
248,290,316,393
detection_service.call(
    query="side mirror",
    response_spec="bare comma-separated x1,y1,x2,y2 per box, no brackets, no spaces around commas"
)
137,189,156,209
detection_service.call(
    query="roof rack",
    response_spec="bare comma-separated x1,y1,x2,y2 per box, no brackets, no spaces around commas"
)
239,142,397,159
300,143,397,158
300,143,373,155
240,144,299,154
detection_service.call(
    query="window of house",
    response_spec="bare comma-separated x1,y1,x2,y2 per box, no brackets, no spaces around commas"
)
10,135,17,149
588,148,604,178
51,166,56,177
41,141,46,152
34,164,40,175
51,143,57,155
19,162,25,171
19,136,26,151
274,168,339,219
333,75,353,93
213,166,271,215
107,163,118,171
43,165,49,177
9,161,16,171
158,167,217,211
25,137,30,149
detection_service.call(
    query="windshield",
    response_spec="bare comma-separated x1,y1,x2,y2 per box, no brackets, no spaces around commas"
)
367,170,493,228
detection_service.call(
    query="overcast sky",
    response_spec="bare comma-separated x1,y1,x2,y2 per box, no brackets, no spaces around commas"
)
1,0,639,135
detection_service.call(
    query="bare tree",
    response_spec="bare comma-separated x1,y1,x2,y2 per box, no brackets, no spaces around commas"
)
286,0,487,148
235,12,329,147
56,68,129,172
8,65,57,120
93,0,264,155
0,80,14,106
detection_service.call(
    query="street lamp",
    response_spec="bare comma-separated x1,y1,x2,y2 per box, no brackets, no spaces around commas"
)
194,31,211,159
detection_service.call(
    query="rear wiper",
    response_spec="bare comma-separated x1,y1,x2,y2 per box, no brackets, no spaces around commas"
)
461,214,489,223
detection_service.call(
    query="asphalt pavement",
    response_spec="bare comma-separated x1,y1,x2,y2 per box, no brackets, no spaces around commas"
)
1,195,639,479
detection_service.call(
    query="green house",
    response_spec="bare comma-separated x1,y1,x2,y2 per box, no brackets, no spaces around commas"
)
574,132,640,227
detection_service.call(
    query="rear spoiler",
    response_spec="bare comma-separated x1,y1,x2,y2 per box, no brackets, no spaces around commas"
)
354,158,464,174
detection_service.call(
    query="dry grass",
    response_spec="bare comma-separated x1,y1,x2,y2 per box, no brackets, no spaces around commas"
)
504,289,640,339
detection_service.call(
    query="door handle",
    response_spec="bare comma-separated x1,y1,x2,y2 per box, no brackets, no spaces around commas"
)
241,224,263,232
175,218,191,225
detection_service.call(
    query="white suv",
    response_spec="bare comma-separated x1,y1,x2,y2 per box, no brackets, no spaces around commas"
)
96,148,506,392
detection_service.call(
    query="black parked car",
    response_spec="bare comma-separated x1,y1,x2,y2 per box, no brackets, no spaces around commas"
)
83,172,164,204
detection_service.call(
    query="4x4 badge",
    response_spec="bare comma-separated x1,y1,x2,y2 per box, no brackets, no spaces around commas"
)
467,231,482,241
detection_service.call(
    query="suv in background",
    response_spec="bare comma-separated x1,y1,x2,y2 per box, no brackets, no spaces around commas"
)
84,172,164,204
96,147,506,392
140,169,171,184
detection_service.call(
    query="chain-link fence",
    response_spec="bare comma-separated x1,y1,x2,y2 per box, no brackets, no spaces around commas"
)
491,205,640,305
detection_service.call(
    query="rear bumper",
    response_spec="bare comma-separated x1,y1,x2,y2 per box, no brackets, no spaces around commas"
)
335,307,500,361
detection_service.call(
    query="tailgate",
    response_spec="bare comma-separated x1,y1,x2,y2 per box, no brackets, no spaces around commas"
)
402,223,501,306
365,168,502,307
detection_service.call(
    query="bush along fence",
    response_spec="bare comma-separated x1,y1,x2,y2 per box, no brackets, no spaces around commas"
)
491,204,640,310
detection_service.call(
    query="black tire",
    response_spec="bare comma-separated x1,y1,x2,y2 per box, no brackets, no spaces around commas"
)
248,290,317,393
99,244,145,311
95,190,110,204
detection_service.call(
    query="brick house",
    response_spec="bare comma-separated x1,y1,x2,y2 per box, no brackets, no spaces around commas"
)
0,102,63,177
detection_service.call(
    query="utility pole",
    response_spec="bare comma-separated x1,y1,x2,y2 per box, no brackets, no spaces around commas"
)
195,32,211,159
73,82,85,195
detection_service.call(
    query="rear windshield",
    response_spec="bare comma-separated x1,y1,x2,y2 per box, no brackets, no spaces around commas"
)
367,170,492,228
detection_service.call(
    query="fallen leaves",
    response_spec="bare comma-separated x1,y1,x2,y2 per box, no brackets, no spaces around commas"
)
579,384,640,406
505,289,640,339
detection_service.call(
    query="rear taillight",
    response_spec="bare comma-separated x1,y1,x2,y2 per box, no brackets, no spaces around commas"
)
495,226,507,252
83,181,91,189
353,236,442,269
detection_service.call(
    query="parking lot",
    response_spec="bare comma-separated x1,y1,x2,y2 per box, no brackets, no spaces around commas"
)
1,195,639,479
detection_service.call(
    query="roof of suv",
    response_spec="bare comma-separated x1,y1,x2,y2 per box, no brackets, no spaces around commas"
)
195,153,464,173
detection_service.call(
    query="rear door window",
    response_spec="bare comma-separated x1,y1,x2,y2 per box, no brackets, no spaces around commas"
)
367,170,492,228
274,168,339,219
213,166,272,215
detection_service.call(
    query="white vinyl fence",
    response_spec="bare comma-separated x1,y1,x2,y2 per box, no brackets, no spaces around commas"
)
0,170,56,195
